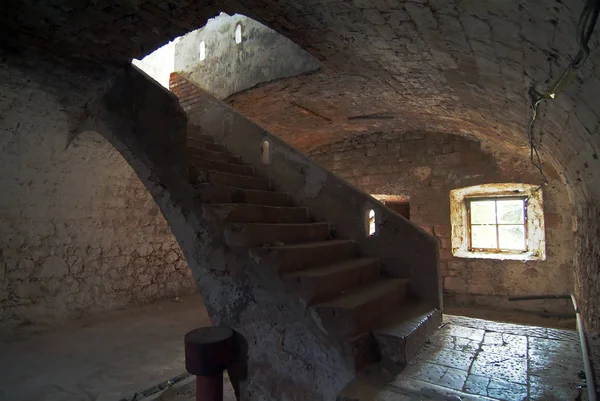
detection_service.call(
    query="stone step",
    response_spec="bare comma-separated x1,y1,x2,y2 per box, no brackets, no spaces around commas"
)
187,124,211,141
283,258,381,304
187,138,229,153
202,203,310,224
208,171,270,191
190,158,255,177
224,223,330,247
195,184,293,206
373,305,442,366
189,147,243,165
314,278,410,339
340,303,441,374
188,134,215,143
249,240,358,274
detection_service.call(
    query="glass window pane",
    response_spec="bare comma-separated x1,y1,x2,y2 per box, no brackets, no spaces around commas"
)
470,200,496,224
498,225,526,250
471,225,497,249
497,199,525,224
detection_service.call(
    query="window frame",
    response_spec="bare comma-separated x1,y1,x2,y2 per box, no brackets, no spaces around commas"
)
466,196,528,254
449,184,546,261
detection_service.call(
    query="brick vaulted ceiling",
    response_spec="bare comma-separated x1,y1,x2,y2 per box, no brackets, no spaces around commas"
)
1,0,598,191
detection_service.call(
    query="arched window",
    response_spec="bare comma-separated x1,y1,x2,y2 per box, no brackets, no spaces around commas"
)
199,41,206,61
261,139,270,165
367,209,376,236
235,24,242,44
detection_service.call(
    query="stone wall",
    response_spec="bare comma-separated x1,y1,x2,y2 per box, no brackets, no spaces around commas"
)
132,39,177,89
575,200,600,329
174,13,320,100
310,131,575,316
0,60,196,328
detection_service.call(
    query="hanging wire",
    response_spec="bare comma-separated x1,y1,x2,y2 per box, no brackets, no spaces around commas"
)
527,91,550,187
527,0,600,187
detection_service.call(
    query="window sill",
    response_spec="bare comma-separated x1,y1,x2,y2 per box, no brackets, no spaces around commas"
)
453,249,544,261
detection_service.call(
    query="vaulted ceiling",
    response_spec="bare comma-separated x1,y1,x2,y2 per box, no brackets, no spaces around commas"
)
1,0,598,191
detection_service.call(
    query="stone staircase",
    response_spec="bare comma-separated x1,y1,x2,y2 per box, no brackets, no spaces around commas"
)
99,66,441,401
184,124,441,372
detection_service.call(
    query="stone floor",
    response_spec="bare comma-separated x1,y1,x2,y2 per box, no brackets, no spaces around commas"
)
386,315,594,401
0,294,597,401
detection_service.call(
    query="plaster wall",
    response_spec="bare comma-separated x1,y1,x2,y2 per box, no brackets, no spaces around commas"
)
310,131,575,316
132,39,177,89
174,13,320,100
0,61,196,328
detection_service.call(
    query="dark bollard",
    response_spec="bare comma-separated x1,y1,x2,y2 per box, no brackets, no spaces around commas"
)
184,327,235,401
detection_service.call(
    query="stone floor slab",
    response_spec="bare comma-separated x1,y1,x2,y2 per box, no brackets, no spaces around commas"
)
432,323,486,342
428,330,481,353
414,347,475,371
465,374,528,401
464,373,491,396
399,362,446,384
470,352,528,385
529,375,583,401
480,332,527,359
487,378,527,401
436,366,469,391
444,315,579,341
528,336,580,355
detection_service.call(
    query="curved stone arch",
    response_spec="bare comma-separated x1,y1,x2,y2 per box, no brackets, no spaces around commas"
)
85,65,362,400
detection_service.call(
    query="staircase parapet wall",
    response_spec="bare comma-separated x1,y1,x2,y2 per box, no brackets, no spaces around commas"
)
170,72,441,310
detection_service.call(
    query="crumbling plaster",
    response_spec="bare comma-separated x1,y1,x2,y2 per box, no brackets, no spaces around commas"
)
174,13,320,100
0,58,196,327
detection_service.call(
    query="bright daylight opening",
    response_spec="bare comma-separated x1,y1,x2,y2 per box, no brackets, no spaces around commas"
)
450,184,546,261
368,209,376,236
261,139,270,164
469,198,526,251
130,12,319,98
235,23,242,44
199,40,206,61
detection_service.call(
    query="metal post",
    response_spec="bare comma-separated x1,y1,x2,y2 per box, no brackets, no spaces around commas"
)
571,295,597,401
184,327,235,401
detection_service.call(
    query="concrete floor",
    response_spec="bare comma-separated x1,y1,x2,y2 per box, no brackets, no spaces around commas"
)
0,294,235,401
1,294,597,401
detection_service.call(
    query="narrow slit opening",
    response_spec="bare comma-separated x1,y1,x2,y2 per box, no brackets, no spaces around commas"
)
199,41,206,61
261,139,270,165
235,24,242,44
367,209,376,236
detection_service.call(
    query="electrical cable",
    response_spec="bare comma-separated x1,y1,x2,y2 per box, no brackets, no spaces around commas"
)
527,0,600,186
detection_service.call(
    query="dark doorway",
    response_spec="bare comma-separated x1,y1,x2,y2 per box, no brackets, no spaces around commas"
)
385,201,410,220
